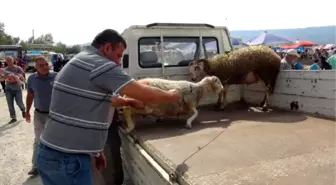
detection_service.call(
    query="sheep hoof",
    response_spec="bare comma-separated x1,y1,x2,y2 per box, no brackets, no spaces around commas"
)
214,103,222,110
261,106,268,112
219,104,227,110
185,122,192,129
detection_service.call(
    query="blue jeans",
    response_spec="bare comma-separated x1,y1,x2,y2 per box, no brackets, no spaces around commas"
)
37,143,94,185
5,89,25,119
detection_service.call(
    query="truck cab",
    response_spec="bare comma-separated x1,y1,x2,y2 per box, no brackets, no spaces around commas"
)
121,23,232,80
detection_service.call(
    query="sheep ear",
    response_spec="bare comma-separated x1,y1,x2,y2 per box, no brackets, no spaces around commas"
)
198,61,205,71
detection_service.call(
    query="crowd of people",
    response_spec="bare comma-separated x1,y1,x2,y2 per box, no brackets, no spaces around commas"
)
279,47,335,70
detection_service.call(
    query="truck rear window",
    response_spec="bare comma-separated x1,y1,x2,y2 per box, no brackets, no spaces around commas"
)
138,37,219,68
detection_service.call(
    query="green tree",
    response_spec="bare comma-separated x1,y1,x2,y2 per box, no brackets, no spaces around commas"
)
66,44,81,54
19,40,28,50
33,33,54,44
0,22,18,45
53,42,67,54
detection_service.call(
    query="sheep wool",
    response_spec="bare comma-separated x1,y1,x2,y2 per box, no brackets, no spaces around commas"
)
123,76,223,132
133,78,204,117
189,45,281,110
207,45,281,87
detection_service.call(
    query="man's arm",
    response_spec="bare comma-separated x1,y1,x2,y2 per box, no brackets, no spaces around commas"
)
26,76,34,113
17,66,25,81
90,62,179,104
119,81,177,104
111,96,137,107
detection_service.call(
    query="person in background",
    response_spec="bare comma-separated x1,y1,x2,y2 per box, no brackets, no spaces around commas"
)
16,56,27,89
22,51,28,63
319,56,332,70
0,63,6,92
53,55,63,72
36,29,181,185
280,49,300,70
16,56,26,72
25,56,57,176
309,59,320,70
292,51,304,70
327,49,336,69
1,56,26,124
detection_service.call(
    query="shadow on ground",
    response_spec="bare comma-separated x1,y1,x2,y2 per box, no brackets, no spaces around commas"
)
0,120,22,137
125,102,308,141
22,176,42,185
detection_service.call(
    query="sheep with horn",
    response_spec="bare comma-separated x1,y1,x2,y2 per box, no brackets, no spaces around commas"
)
189,45,281,111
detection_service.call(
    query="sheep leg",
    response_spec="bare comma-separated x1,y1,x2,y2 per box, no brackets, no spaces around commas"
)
215,90,223,109
220,85,229,110
261,92,269,111
261,82,270,111
186,107,198,129
123,107,135,133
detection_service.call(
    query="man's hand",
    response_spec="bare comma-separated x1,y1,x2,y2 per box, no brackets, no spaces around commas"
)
25,112,31,123
95,152,107,172
126,98,145,109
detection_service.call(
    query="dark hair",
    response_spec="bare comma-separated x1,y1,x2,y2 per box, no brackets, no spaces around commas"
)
91,29,127,49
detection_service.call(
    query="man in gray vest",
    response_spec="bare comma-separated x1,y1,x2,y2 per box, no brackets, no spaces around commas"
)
25,56,57,176
36,29,181,185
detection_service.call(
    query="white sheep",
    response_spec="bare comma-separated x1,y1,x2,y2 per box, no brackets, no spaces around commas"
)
122,76,224,133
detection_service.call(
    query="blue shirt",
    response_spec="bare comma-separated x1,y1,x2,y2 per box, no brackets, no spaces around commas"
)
294,62,303,70
27,72,57,111
310,63,319,70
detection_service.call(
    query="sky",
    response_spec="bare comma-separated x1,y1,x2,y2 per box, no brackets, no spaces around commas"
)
1,0,335,45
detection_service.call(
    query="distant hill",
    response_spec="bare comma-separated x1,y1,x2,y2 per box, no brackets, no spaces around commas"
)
230,26,336,45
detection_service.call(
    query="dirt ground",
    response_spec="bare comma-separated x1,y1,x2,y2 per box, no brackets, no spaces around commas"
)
0,89,43,185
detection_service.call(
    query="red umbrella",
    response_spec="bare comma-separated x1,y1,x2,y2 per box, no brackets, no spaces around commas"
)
295,40,317,47
281,40,317,49
281,44,297,49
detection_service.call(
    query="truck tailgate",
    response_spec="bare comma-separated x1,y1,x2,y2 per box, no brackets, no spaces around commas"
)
131,105,335,185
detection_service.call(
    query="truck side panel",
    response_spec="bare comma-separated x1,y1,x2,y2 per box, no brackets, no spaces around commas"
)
244,70,336,118
121,130,178,185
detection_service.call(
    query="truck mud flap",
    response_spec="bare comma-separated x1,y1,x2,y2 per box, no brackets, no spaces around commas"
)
119,128,194,185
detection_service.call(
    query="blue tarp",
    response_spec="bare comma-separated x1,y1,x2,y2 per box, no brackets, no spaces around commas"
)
248,31,293,46
27,50,43,55
231,37,247,46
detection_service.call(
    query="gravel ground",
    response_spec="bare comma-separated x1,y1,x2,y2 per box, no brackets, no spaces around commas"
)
0,89,43,185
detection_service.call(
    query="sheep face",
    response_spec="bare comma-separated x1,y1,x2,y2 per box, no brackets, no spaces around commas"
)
189,58,211,82
200,76,224,95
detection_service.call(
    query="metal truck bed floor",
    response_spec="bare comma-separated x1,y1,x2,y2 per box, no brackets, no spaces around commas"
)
132,105,336,185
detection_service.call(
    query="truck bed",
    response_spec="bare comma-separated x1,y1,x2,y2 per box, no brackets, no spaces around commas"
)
128,104,335,185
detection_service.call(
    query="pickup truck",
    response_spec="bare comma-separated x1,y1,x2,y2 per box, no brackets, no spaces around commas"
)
97,23,336,185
